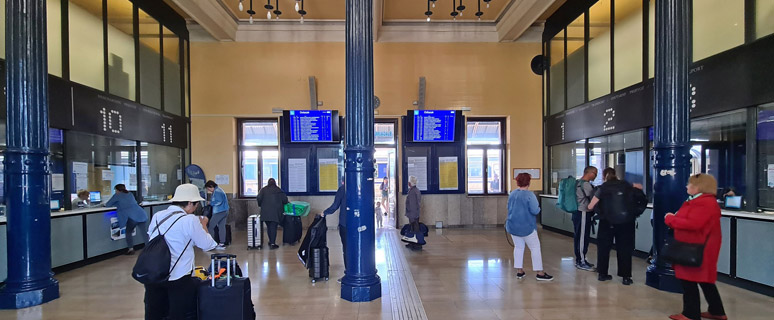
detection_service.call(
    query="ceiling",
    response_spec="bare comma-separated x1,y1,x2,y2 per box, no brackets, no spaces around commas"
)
168,0,564,42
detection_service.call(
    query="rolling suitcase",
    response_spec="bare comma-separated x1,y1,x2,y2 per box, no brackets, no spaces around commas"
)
308,247,329,283
282,215,303,245
213,224,232,246
198,254,256,320
298,216,328,266
247,215,263,249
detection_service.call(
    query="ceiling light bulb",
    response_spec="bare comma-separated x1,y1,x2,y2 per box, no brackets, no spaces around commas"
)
427,16,431,22
267,11,272,19
460,11,463,17
238,1,244,11
487,3,490,8
249,15,254,24
478,16,481,21
432,3,435,8
301,16,304,24
295,2,299,12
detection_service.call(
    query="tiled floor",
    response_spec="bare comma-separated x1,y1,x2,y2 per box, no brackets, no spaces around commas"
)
0,226,772,320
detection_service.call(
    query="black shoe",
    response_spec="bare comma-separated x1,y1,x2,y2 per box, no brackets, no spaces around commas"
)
598,274,613,281
516,272,526,279
536,273,554,281
270,244,279,250
583,260,595,268
622,277,633,285
575,261,596,272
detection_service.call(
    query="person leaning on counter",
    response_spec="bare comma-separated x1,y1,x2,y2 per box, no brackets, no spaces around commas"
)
104,184,150,255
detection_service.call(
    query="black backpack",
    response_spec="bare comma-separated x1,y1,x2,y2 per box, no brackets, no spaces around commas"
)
132,212,192,285
599,181,648,224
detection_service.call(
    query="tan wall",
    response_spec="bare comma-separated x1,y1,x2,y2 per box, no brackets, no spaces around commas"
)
190,41,544,196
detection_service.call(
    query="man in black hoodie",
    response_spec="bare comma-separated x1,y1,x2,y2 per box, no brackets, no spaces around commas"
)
588,167,647,286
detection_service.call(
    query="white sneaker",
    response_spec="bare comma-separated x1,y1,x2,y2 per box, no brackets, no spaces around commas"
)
215,245,227,251
401,235,418,243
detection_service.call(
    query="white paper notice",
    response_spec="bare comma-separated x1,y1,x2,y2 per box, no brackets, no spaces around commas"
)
407,157,428,191
75,174,88,191
177,169,183,181
102,170,114,181
159,173,168,183
768,164,774,187
72,162,88,174
215,174,230,185
51,174,65,191
552,172,559,183
288,158,307,192
129,174,137,187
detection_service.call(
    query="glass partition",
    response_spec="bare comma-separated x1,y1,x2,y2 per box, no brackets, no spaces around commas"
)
48,0,63,77
693,0,744,61
549,140,587,195
141,143,182,201
107,0,136,100
163,27,182,115
549,31,566,115
614,0,643,90
758,104,774,208
588,0,612,100
139,9,162,109
588,130,645,186
567,14,585,108
65,131,138,208
758,0,774,39
691,110,747,199
69,0,105,90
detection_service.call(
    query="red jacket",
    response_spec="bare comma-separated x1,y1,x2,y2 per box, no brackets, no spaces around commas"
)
664,194,722,283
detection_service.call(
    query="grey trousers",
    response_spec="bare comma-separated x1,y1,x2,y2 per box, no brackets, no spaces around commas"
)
208,211,228,244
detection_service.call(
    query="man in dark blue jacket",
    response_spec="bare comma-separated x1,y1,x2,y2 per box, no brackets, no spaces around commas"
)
321,178,346,283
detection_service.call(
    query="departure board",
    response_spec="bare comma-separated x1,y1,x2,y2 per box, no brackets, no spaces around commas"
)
289,110,334,142
412,110,456,142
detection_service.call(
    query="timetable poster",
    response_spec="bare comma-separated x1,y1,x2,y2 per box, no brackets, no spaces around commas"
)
438,157,459,190
318,158,339,192
407,157,428,191
288,158,308,192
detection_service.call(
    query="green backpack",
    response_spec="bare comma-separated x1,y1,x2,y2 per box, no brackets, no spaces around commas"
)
557,176,579,213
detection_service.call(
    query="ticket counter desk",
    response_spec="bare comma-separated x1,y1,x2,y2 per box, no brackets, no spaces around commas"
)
0,201,172,282
539,195,774,292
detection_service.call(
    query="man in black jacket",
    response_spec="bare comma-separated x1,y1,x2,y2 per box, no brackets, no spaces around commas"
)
588,167,647,286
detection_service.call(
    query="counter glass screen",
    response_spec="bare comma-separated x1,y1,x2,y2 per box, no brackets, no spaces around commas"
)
413,110,456,142
289,110,333,142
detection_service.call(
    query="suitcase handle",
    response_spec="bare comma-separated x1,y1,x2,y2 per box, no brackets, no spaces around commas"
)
210,253,236,260
210,254,235,287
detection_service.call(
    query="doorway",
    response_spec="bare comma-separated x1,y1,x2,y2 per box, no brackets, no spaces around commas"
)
374,120,398,229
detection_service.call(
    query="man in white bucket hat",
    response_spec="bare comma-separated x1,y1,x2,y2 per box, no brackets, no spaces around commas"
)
144,184,218,319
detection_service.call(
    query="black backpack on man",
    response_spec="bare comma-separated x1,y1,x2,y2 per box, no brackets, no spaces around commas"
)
597,180,648,225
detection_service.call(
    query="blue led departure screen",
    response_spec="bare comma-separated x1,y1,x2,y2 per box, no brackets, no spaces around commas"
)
413,110,456,142
289,110,333,142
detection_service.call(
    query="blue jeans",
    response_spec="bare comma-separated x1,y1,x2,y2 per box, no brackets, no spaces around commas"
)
126,218,149,249
208,211,228,244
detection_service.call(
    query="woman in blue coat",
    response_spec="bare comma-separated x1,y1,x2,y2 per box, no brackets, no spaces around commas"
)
205,180,230,250
505,173,553,281
105,184,148,255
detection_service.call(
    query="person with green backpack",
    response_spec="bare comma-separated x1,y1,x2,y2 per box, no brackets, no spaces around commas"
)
557,166,598,271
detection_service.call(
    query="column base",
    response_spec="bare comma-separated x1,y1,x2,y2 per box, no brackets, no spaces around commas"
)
0,279,59,309
646,264,683,294
341,279,382,302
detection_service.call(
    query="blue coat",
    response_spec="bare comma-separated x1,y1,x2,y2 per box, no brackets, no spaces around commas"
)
105,192,147,228
505,189,541,237
210,187,230,215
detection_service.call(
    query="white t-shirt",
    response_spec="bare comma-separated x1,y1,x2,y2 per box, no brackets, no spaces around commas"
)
148,206,218,281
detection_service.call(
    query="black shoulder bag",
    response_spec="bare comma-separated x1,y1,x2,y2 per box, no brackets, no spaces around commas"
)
660,228,709,267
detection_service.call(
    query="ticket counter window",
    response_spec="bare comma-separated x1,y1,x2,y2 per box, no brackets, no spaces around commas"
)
589,130,645,187
549,140,586,195
141,143,183,201
690,110,747,200
757,105,774,208
65,131,138,209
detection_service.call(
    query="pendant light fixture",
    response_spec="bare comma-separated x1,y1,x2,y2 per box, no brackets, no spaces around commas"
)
273,0,282,20
246,0,256,24
264,0,273,19
425,0,433,22
451,0,459,21
457,0,466,17
484,0,491,9
295,0,301,12
298,0,307,24
239,0,244,11
431,0,437,8
475,0,484,21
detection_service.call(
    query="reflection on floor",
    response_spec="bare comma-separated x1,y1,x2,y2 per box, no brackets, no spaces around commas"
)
1,227,773,320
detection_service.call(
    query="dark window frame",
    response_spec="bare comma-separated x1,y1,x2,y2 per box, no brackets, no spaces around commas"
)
466,117,508,196
237,118,280,199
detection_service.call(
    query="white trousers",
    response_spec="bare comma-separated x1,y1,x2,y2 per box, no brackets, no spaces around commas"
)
512,230,544,271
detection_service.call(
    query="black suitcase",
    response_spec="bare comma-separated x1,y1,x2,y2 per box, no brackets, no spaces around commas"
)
213,224,232,246
282,215,302,245
198,254,255,320
298,216,328,266
309,247,329,283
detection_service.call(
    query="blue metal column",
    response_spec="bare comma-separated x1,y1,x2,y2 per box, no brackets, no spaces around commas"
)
646,0,691,294
341,0,381,302
0,0,60,309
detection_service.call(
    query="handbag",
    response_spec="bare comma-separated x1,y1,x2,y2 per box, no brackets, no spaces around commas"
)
661,229,709,267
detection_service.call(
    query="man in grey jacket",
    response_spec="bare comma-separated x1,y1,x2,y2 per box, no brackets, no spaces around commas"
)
574,166,597,271
404,176,422,250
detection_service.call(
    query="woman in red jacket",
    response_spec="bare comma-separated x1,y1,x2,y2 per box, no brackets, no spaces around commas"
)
665,174,727,320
